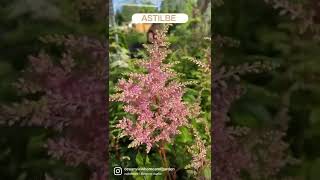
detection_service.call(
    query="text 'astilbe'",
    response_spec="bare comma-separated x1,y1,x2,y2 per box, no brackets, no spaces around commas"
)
112,25,189,153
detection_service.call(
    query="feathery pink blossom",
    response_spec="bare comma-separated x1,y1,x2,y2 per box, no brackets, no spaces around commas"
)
112,25,189,153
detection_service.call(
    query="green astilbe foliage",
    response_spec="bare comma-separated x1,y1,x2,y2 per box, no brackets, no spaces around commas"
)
183,37,211,179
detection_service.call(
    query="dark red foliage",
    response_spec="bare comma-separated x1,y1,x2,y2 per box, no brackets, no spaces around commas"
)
1,35,108,180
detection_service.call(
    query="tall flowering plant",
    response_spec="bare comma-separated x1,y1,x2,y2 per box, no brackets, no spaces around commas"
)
111,25,189,153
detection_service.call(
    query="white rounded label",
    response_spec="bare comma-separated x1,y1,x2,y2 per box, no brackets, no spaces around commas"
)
132,13,188,24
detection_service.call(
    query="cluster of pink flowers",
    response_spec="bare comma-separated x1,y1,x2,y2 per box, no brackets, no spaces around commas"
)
112,25,189,153
185,126,209,175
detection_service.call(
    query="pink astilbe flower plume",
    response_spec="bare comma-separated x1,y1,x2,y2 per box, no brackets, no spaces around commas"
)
111,24,189,153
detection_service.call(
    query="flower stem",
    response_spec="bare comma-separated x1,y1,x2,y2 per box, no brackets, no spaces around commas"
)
159,142,172,180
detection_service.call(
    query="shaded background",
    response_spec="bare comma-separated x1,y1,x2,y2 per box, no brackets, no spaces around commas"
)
0,0,107,179
213,0,320,179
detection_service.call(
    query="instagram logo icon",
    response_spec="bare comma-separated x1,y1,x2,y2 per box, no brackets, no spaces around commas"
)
113,167,122,176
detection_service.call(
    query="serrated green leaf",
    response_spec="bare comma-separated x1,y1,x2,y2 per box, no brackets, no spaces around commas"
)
136,152,144,167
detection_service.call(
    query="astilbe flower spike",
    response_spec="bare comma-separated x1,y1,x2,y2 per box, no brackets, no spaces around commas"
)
111,25,189,153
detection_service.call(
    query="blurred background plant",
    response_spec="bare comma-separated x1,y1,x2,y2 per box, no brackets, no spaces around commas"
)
0,0,107,179
213,0,320,179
